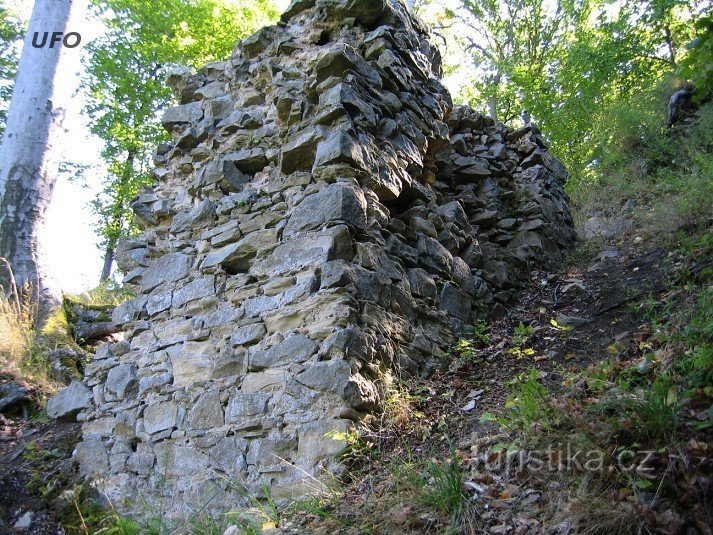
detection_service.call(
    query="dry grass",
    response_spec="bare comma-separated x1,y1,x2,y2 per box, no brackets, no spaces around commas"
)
546,477,643,535
0,282,58,396
0,288,35,372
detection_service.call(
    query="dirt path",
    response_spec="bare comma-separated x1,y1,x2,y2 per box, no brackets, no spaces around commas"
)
0,416,81,534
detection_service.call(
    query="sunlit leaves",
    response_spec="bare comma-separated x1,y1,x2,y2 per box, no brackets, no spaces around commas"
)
0,5,23,137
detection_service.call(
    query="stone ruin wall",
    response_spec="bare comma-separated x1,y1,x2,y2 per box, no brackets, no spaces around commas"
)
76,0,575,519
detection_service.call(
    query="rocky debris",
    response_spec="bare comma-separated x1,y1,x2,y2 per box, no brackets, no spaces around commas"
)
0,382,29,418
76,0,574,520
13,511,33,531
46,381,92,422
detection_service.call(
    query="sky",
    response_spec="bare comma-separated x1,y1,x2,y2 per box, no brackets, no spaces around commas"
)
7,0,459,295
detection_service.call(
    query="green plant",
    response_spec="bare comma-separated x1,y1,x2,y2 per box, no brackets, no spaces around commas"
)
395,446,465,526
679,286,713,387
481,369,559,435
419,449,465,518
507,346,536,359
678,14,713,100
60,486,141,535
593,376,678,446
512,321,535,347
379,375,425,429
472,321,490,345
454,338,476,362
454,323,490,364
67,281,135,308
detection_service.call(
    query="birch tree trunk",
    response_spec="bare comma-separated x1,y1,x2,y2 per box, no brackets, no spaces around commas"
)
0,0,80,321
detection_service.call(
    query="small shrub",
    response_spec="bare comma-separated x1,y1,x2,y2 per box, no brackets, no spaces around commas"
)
592,376,678,446
396,447,465,523
419,449,465,517
512,321,535,347
481,369,560,435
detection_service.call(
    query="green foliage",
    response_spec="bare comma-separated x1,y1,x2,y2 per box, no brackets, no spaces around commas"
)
420,450,464,518
592,376,679,446
678,14,713,98
512,321,535,347
83,0,279,270
418,0,708,186
454,323,491,362
577,97,713,230
481,368,557,433
504,368,555,431
679,286,713,386
454,338,475,361
66,280,135,309
60,485,140,534
0,2,22,137
396,447,465,522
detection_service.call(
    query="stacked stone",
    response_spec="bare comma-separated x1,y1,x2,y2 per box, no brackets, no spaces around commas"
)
75,0,574,520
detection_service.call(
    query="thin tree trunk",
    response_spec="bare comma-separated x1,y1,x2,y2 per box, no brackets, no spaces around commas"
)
487,72,502,122
663,26,676,67
99,150,135,281
100,248,114,282
488,97,498,122
0,0,84,323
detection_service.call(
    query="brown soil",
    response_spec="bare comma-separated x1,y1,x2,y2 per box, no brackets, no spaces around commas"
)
0,415,81,534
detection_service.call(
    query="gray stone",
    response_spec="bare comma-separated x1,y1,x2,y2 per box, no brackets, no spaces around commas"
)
416,234,453,277
140,253,192,292
13,511,33,530
206,229,278,274
439,283,471,322
251,225,353,277
76,437,108,476
284,183,367,236
173,277,215,308
0,381,29,414
281,0,315,21
297,419,350,465
314,129,365,170
202,240,258,273
167,341,215,386
105,364,137,399
249,334,318,370
231,323,266,347
316,0,386,26
211,437,248,474
226,148,268,174
115,239,149,272
280,127,324,174
555,314,593,328
315,44,360,82
296,359,351,393
143,401,178,434
161,102,203,128
225,392,270,426
188,392,224,429
47,381,92,422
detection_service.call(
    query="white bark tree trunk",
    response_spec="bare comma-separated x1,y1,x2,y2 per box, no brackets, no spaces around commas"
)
0,0,82,318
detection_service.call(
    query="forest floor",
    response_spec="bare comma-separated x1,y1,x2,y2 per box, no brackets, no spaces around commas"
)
0,224,711,534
